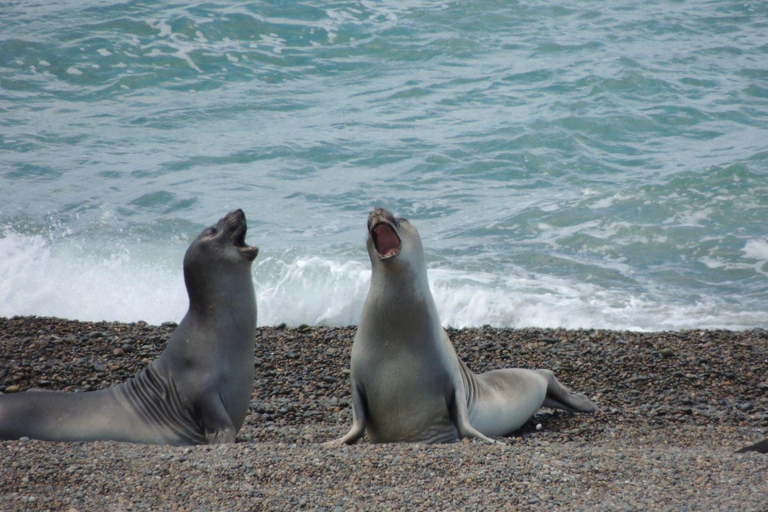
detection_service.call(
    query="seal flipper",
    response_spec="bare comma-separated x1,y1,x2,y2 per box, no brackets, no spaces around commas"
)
536,369,598,413
197,392,237,444
0,387,165,444
325,383,368,446
448,382,502,445
736,438,768,454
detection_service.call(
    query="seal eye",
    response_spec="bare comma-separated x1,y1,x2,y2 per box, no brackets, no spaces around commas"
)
207,227,218,236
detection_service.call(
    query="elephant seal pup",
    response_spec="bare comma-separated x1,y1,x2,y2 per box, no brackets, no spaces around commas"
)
0,209,258,445
326,208,596,445
736,438,768,454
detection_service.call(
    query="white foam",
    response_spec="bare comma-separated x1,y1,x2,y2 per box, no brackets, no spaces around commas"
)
144,19,203,72
742,239,768,261
147,19,173,38
0,232,187,325
741,239,768,277
254,256,370,326
429,269,760,331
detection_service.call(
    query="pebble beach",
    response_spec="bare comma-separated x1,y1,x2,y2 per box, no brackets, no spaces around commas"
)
1,316,766,511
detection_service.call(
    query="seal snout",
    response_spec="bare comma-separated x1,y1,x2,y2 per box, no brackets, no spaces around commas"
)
368,208,401,260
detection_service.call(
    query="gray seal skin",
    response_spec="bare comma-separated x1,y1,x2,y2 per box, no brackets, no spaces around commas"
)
0,209,258,445
736,439,768,454
327,208,597,445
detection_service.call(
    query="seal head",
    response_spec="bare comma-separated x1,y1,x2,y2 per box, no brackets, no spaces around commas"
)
366,208,428,285
184,208,258,273
183,209,258,311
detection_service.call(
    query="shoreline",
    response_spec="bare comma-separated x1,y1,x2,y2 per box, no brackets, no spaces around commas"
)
1,316,767,510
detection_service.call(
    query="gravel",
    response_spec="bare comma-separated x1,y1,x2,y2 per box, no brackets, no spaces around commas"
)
1,316,766,510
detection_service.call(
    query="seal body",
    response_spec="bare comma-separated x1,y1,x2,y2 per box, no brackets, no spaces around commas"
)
328,208,597,445
0,210,258,445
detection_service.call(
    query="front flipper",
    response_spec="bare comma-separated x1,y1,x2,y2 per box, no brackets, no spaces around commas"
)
198,394,237,444
448,387,503,445
324,384,367,447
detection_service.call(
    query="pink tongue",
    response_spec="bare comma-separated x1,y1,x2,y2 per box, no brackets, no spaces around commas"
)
374,224,400,256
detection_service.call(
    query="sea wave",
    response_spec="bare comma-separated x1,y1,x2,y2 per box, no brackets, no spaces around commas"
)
1,232,763,331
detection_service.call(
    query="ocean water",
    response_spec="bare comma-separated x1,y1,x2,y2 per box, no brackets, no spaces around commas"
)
1,1,767,331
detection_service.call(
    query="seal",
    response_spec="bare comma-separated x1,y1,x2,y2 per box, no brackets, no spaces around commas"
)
736,438,768,454
0,209,258,445
326,208,597,445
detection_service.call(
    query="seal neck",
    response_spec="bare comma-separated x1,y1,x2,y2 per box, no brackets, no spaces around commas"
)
184,265,256,324
361,266,441,349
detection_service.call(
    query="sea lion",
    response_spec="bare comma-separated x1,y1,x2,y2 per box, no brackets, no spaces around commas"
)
736,438,768,454
0,209,258,445
326,208,597,445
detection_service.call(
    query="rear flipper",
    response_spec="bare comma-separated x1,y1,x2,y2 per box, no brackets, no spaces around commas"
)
0,388,158,443
537,369,598,413
736,438,768,454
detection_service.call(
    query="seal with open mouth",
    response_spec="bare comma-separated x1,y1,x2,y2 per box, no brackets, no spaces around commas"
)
326,207,597,445
0,210,258,445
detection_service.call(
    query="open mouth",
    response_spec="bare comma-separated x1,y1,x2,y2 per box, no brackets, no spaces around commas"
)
371,222,401,259
232,223,247,247
227,210,259,261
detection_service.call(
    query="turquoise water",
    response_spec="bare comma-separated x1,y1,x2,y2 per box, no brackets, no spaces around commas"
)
1,1,767,330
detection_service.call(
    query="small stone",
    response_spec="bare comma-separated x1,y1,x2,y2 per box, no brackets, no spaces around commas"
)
659,348,675,358
5,385,20,393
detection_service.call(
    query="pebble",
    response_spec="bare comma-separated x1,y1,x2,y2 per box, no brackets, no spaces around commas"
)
0,316,766,511
659,348,675,358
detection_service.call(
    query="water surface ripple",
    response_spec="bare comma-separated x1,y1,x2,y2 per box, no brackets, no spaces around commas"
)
1,1,767,329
